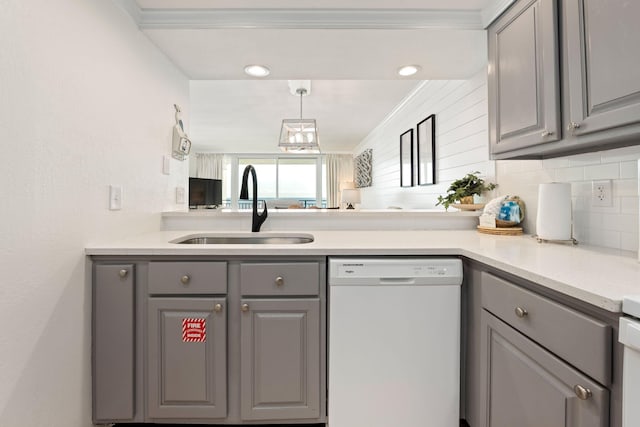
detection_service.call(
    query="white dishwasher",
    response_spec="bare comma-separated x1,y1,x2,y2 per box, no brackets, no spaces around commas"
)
620,295,640,427
328,257,463,427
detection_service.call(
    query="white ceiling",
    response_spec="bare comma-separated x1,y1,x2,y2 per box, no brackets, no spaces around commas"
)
118,0,505,152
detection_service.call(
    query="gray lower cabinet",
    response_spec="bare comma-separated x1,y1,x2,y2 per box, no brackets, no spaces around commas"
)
93,257,326,425
488,0,561,154
147,297,227,420
93,264,135,423
481,312,608,427
240,298,321,421
464,260,621,427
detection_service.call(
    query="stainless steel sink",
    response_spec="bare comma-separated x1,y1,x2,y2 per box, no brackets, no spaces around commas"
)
171,233,314,245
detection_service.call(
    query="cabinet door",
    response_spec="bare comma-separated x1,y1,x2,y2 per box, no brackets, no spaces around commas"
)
489,0,561,154
240,298,320,421
93,264,135,422
147,298,227,420
564,0,640,136
481,311,608,427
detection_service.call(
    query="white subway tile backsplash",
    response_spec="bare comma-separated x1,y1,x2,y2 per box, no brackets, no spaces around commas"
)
542,157,571,169
499,152,639,251
615,179,639,197
620,160,638,179
600,145,640,163
590,229,622,249
621,197,639,214
554,167,584,182
602,214,638,232
583,163,620,180
568,152,602,166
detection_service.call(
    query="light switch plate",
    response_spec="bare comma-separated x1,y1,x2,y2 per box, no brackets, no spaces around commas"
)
162,156,171,175
109,185,122,210
176,186,185,204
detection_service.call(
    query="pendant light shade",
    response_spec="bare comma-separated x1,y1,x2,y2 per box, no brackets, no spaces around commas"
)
278,87,320,153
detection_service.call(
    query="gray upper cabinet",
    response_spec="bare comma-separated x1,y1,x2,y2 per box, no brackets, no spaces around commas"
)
240,298,321,421
147,297,227,420
481,312,609,427
563,0,640,138
93,264,135,423
488,0,561,154
489,0,640,158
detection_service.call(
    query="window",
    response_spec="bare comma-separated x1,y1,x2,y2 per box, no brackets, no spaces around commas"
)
223,155,325,208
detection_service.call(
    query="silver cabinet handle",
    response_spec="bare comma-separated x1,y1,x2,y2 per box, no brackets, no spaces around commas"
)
241,303,249,312
214,303,223,313
119,269,128,278
275,276,285,286
541,130,554,137
574,385,592,400
515,307,528,318
180,275,190,285
567,122,581,132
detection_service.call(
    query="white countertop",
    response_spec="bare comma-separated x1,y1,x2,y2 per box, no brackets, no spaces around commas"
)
86,229,640,313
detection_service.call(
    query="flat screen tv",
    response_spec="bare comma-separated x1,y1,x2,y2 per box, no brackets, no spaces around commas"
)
189,177,222,208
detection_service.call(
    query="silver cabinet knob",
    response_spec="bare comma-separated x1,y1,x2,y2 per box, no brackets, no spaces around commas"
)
119,269,128,278
541,130,554,137
241,303,249,312
180,275,190,285
515,307,528,318
567,122,581,131
214,303,223,313
574,385,592,400
275,276,285,286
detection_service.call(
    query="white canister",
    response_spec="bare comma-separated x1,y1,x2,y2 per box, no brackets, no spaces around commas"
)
536,183,572,241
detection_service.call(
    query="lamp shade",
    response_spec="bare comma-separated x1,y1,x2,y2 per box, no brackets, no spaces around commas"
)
341,188,361,204
340,181,355,191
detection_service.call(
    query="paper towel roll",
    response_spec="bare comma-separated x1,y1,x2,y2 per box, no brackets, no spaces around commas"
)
536,183,572,240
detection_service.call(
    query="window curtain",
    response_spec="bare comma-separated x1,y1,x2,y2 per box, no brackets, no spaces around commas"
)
326,154,354,208
195,153,224,179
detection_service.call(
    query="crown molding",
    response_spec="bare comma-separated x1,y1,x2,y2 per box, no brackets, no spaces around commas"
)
480,0,516,28
111,0,142,24
113,1,484,30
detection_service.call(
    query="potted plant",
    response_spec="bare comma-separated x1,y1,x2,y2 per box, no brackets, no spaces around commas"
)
436,171,497,210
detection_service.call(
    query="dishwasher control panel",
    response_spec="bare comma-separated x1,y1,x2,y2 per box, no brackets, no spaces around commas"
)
329,257,463,286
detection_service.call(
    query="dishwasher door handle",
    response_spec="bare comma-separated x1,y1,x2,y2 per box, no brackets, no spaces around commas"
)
378,278,416,285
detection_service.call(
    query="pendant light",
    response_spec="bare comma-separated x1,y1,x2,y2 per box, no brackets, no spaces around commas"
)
278,84,320,153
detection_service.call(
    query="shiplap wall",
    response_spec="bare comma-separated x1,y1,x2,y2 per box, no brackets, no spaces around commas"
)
352,69,496,209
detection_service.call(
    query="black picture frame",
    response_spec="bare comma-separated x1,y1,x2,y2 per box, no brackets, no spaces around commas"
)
417,114,436,185
400,129,414,187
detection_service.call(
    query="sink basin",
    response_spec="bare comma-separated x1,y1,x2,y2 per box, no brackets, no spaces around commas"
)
171,233,314,245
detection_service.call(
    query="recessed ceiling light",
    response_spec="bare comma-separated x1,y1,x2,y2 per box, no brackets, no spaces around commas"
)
244,64,270,77
397,65,421,77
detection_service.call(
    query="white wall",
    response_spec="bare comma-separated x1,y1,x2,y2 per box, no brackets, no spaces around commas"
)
496,147,639,251
352,69,496,209
0,1,189,426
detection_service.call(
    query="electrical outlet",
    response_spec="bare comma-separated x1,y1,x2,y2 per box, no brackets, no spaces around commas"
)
109,185,123,210
591,180,612,207
176,186,185,204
